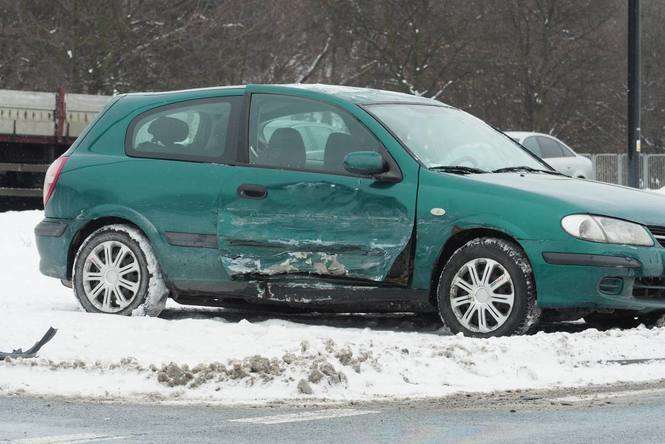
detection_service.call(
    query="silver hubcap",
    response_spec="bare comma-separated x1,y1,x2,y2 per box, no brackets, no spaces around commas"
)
450,258,515,333
82,240,141,313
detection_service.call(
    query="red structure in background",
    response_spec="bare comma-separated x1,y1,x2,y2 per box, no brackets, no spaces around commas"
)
55,86,66,140
0,86,74,207
0,87,76,147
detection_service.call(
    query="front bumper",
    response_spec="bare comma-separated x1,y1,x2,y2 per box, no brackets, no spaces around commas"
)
522,239,665,312
35,218,74,280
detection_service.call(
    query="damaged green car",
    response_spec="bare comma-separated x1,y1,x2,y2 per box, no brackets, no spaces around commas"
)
35,84,665,336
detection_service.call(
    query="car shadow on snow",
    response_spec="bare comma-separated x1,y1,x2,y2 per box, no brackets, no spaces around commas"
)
159,306,591,335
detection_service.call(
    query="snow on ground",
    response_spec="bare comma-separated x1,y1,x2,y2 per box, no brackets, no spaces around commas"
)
3,210,665,405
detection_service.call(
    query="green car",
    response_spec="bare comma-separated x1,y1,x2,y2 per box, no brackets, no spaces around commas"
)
35,84,665,337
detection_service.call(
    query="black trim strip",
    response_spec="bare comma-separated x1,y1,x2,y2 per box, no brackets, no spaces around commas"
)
223,238,376,254
542,252,641,269
170,280,433,313
165,232,217,249
35,220,68,237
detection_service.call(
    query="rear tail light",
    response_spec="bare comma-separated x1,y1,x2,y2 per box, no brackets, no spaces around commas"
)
43,156,69,206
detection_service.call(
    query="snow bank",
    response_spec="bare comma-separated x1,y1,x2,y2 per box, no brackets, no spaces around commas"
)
3,211,665,404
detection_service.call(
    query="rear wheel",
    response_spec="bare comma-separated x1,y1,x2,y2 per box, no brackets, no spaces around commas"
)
436,237,540,337
73,225,168,316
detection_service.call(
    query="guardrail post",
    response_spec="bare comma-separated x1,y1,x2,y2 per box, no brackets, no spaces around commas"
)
618,154,624,185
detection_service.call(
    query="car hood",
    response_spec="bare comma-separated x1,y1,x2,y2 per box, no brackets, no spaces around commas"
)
468,173,665,227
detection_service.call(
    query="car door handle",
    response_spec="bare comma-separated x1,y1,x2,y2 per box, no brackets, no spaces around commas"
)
237,184,267,199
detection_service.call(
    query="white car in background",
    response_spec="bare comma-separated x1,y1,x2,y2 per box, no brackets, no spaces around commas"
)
506,131,593,179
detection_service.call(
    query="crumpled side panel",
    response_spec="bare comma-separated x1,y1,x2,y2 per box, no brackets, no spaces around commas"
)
219,181,412,282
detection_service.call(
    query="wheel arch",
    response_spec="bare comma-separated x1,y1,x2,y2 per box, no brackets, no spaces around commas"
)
66,207,163,280
429,227,529,305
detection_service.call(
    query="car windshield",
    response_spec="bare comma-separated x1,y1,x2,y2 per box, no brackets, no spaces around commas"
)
366,104,548,172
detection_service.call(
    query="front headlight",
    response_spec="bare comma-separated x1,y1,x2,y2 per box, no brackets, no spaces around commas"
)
561,214,654,246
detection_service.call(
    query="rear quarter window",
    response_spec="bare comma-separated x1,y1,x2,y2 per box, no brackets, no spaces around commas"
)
125,96,241,163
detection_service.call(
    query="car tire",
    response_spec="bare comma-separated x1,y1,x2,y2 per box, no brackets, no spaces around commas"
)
73,224,168,316
436,237,540,337
584,312,661,330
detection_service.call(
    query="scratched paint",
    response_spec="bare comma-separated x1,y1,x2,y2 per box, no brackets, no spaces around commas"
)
219,180,413,281
221,249,389,281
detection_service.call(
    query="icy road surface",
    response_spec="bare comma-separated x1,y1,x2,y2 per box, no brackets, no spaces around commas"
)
2,210,665,405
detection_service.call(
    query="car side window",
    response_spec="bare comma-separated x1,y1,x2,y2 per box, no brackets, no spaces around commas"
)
558,141,577,157
522,137,542,157
126,96,241,162
537,136,564,159
248,94,382,174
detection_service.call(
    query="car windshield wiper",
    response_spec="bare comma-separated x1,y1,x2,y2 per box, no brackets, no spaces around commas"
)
492,166,566,176
430,165,488,175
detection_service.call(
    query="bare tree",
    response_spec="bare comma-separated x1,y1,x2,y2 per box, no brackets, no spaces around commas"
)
1,0,662,154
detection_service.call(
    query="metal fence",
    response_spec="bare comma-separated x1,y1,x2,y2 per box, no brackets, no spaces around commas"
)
581,153,665,190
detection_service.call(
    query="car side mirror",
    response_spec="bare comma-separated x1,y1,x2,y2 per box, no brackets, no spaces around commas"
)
343,151,388,177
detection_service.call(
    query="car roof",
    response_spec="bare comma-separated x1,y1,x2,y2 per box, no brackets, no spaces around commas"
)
278,83,444,105
122,83,446,106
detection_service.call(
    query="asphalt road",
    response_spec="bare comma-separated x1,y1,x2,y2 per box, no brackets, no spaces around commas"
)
3,383,665,443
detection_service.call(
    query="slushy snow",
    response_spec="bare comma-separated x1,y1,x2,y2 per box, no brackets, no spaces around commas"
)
3,210,665,404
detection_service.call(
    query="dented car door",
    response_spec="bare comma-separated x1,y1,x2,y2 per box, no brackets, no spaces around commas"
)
217,92,416,283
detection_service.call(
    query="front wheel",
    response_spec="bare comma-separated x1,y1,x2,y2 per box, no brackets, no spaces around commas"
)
73,224,168,316
436,237,540,337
